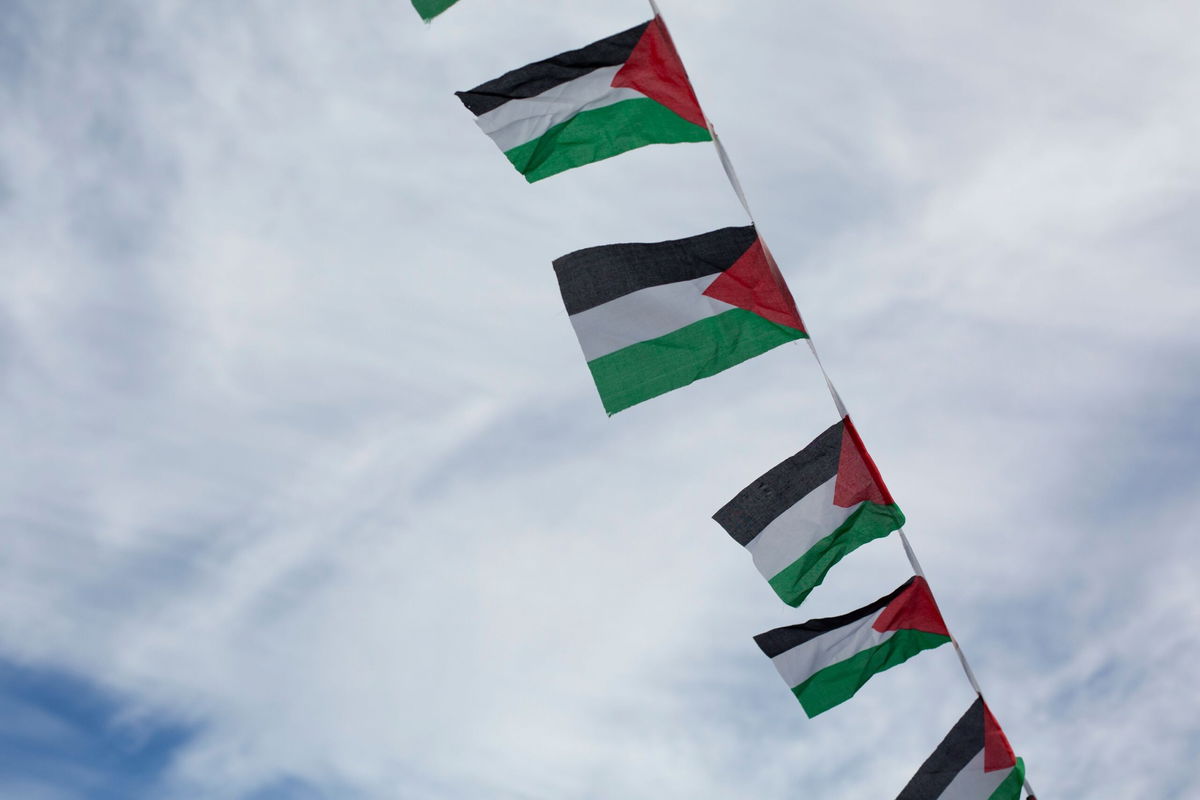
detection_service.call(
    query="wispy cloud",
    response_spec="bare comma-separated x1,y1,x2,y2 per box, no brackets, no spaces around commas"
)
1,0,1197,798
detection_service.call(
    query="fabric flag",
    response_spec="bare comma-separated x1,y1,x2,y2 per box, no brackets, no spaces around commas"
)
896,697,1027,800
411,0,459,21
553,225,806,415
456,17,711,182
713,416,905,607
754,576,951,717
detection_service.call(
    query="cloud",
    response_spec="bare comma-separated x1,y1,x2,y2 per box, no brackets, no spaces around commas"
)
1,0,1198,798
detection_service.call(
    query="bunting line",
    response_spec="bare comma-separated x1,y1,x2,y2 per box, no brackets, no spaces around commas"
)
442,0,1038,793
647,1,1036,795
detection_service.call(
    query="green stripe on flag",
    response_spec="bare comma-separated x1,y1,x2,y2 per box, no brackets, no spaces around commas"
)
587,308,805,415
411,0,460,21
793,629,952,717
767,503,906,608
989,758,1026,800
503,97,712,183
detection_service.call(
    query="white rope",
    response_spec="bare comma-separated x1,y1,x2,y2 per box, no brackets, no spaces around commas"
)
710,125,755,221
805,339,849,418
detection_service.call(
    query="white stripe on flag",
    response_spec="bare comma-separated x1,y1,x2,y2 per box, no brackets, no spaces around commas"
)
745,476,860,580
475,65,644,152
939,750,1011,800
567,275,733,362
770,609,892,688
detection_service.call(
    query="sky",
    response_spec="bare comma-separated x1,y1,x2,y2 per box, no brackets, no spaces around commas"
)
2,0,1199,797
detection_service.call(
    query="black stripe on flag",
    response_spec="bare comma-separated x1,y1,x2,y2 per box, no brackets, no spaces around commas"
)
553,226,759,315
896,698,986,800
753,577,917,658
713,420,844,547
456,22,650,116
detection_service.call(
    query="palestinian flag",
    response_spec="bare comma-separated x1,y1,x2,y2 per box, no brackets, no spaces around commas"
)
553,225,806,415
456,17,711,182
754,576,951,717
896,697,1027,800
411,0,459,21
713,416,905,607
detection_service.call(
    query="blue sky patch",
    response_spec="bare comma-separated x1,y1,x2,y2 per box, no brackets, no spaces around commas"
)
0,659,194,800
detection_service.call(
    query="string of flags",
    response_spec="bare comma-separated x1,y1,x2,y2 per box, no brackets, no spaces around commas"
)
412,2,1039,797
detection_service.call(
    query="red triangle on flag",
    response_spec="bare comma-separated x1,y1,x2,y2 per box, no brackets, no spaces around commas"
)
872,577,951,637
982,701,1018,772
833,417,895,508
703,238,806,331
611,17,707,128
